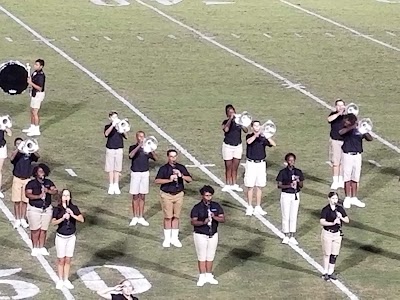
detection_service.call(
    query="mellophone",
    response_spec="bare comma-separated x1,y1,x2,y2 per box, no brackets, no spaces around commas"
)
344,103,373,134
234,111,277,138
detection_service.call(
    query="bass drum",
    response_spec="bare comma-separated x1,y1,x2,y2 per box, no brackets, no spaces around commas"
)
0,60,29,95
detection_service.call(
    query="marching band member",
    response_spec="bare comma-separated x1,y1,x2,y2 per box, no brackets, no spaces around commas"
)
320,192,349,281
221,104,247,192
339,113,373,208
190,185,225,287
155,149,192,248
104,111,127,195
23,59,46,137
276,153,304,245
97,279,138,300
327,99,345,190
52,189,84,290
128,131,157,227
244,121,276,216
25,163,58,256
0,125,12,198
10,138,39,229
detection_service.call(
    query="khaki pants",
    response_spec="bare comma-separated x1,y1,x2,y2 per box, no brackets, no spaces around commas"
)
280,192,300,233
321,229,342,256
342,153,362,182
30,92,45,109
55,234,76,258
160,191,184,219
105,148,123,172
11,177,30,203
27,205,53,230
193,233,218,261
222,143,243,160
329,139,344,166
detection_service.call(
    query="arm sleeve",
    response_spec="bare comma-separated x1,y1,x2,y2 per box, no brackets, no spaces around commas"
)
276,170,283,182
190,206,198,218
217,203,224,215
320,207,327,219
52,207,59,218
338,206,347,218
72,205,81,216
299,170,305,181
155,166,164,179
31,153,39,162
181,166,191,177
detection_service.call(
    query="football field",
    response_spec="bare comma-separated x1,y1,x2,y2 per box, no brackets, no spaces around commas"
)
0,0,400,299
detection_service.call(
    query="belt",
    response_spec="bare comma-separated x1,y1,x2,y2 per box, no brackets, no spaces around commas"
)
345,152,361,155
324,228,339,233
163,191,182,195
247,159,265,163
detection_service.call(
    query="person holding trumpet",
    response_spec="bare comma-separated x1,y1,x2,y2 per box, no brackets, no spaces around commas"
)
221,104,248,192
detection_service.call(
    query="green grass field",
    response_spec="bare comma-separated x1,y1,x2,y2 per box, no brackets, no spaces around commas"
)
0,0,400,299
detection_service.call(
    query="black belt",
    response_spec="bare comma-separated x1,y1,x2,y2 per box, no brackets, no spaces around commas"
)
324,228,339,233
345,152,361,155
163,191,182,195
247,159,265,163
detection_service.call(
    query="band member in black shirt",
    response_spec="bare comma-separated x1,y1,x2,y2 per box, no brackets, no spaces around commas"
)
190,185,225,287
52,189,84,290
320,192,349,281
128,131,157,227
0,125,12,199
23,59,46,137
339,114,373,209
155,149,192,248
327,99,345,190
244,121,276,216
276,153,304,245
221,104,248,192
25,163,58,256
104,111,127,195
10,138,39,229
97,279,138,300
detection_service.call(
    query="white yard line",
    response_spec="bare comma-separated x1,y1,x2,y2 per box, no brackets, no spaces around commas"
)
280,0,400,53
325,32,335,37
231,33,240,38
203,1,235,4
3,2,399,299
0,199,75,300
185,164,216,168
5,36,13,42
386,31,396,36
65,168,78,176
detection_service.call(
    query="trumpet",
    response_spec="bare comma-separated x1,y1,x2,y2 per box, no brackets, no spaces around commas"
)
357,118,373,135
234,111,252,127
345,103,359,116
260,120,276,139
142,136,158,153
0,115,12,130
18,139,39,154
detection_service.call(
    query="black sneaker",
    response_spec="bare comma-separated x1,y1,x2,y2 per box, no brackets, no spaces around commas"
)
329,273,338,280
322,274,330,281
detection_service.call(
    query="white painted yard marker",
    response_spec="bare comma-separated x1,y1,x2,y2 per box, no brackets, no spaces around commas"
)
280,0,400,53
103,36,112,41
185,164,216,168
368,160,382,167
65,168,78,177
167,34,177,39
325,161,333,167
231,33,240,38
5,37,12,42
325,32,335,37
71,36,79,41
263,33,272,38
137,35,144,41
33,38,55,42
295,33,303,38
386,31,396,36
282,82,305,89
203,1,235,4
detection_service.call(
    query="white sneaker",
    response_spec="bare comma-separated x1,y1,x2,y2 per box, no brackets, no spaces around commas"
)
31,248,39,256
245,206,254,216
56,280,64,290
163,229,171,248
351,197,365,208
197,274,207,287
26,127,40,137
107,184,114,195
63,280,74,289
22,125,33,133
343,197,352,209
40,248,49,256
129,217,138,226
221,185,231,192
137,218,149,226
254,205,267,215
282,236,289,244
20,219,29,229
232,184,243,192
113,184,121,195
162,240,171,248
13,219,21,229
206,273,219,285
337,180,345,189
0,191,4,198
171,239,182,248
289,237,299,245
330,182,339,190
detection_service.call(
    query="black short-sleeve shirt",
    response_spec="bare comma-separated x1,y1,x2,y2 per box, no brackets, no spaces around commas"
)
0,130,5,147
320,204,347,232
155,163,191,194
245,133,272,160
31,70,45,97
105,124,125,149
190,201,224,236
222,119,242,146
341,129,363,153
52,203,81,236
25,178,56,208
129,144,155,172
111,294,138,300
11,152,39,179
276,167,304,194
328,112,344,141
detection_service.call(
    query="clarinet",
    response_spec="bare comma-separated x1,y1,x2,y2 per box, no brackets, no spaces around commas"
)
63,202,71,228
206,203,212,236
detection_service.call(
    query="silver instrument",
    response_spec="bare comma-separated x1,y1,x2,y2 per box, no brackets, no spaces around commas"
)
0,115,12,130
261,120,276,139
18,139,39,154
234,111,252,127
142,136,158,153
345,103,359,116
358,118,373,135
111,114,130,134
